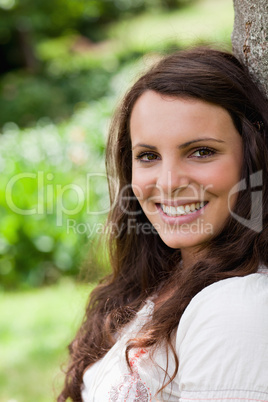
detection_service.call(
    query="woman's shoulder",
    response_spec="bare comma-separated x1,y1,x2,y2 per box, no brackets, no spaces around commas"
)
177,266,268,343
175,267,268,395
185,265,267,315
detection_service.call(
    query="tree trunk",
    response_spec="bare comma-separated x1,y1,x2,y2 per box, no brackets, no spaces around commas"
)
232,0,268,99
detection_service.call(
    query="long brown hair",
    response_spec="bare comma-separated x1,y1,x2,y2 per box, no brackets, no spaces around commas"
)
58,47,268,401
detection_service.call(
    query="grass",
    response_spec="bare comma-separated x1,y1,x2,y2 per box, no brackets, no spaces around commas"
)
0,280,94,402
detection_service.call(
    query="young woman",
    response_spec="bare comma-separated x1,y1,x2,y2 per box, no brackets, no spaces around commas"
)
58,48,268,401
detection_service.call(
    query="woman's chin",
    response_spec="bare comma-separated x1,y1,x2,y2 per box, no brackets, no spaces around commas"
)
157,226,214,250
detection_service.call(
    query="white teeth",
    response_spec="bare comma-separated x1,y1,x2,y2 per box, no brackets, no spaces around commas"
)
185,205,190,213
177,205,185,214
190,203,195,212
170,206,176,214
161,201,207,217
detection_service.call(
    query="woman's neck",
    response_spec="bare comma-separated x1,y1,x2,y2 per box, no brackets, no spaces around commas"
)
180,246,206,270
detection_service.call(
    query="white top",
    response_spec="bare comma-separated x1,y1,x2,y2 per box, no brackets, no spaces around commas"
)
82,268,268,401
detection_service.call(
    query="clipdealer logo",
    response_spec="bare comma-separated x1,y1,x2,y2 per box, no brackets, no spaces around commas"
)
228,171,263,233
4,170,264,233
5,172,111,226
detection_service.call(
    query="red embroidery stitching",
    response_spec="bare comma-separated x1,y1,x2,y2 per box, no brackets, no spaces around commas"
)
109,349,151,402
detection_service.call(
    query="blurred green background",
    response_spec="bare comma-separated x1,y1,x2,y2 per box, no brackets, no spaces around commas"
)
0,0,234,400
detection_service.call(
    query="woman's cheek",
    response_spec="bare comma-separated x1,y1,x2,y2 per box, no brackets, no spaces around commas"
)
132,173,153,200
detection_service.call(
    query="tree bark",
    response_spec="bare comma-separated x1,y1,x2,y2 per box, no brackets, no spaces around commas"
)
232,0,268,99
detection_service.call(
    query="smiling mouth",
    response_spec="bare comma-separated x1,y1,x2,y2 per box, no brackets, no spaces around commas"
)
160,201,208,217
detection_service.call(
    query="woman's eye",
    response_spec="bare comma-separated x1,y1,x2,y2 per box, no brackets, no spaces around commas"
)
136,152,159,162
190,147,215,158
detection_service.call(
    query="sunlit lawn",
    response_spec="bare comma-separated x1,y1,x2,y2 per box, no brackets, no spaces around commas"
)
0,280,94,402
109,0,234,52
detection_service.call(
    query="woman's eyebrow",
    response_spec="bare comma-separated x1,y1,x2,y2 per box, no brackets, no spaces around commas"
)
132,138,224,151
132,143,157,150
178,138,225,149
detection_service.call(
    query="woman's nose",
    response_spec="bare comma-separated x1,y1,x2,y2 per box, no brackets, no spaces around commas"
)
156,162,189,197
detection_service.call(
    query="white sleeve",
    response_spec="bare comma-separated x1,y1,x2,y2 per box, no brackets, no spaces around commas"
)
175,273,268,401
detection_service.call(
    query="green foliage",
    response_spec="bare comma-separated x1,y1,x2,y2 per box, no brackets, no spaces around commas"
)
0,67,115,127
0,0,196,45
0,0,233,128
0,95,115,289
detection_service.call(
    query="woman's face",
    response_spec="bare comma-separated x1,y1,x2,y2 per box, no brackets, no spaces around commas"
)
130,90,243,252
